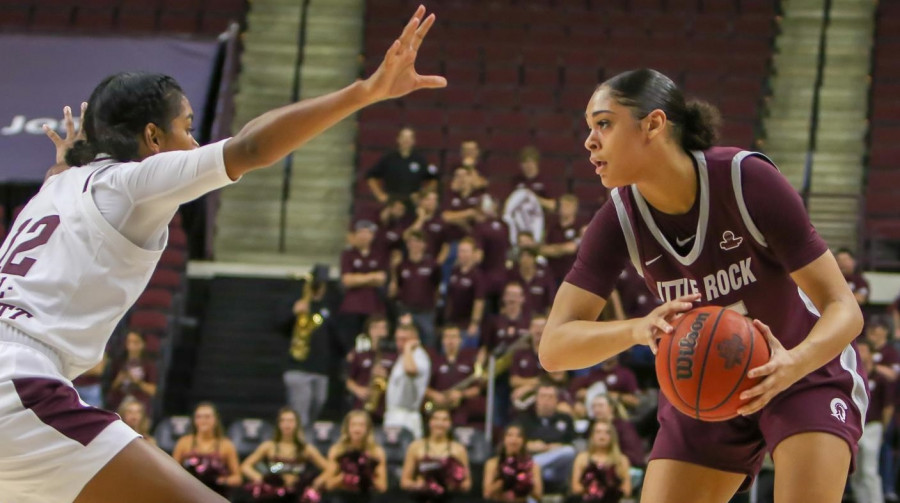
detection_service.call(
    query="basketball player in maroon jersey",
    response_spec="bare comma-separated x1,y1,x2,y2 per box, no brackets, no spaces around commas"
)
540,69,865,502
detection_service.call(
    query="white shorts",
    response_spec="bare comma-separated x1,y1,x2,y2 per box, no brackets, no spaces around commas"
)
0,338,139,503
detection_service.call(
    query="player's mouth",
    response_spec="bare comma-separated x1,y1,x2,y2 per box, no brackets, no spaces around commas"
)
592,159,607,174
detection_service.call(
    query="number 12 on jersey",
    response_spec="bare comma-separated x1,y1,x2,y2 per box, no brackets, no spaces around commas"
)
0,215,61,277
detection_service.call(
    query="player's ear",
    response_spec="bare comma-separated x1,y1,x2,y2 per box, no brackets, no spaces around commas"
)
143,123,162,154
644,109,667,141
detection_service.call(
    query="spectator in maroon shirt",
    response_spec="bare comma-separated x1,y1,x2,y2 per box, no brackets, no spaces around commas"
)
337,220,388,353
510,314,573,417
390,231,441,348
345,315,396,422
444,237,486,347
540,194,583,286
458,139,489,191
425,325,486,427
509,247,556,316
404,189,449,264
852,340,892,503
569,356,640,419
106,331,158,412
514,230,550,271
473,196,512,299
588,394,646,468
442,167,485,242
377,197,415,261
512,146,556,212
836,248,869,306
479,282,532,367
865,316,900,383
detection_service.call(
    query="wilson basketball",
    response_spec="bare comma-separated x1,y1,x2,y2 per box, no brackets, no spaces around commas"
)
656,306,770,422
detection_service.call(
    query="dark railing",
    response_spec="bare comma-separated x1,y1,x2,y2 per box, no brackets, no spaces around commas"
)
800,0,833,207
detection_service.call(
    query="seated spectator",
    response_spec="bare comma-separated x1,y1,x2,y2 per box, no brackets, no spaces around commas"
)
321,410,388,497
366,126,438,206
390,231,441,348
73,354,107,409
540,194,583,286
384,323,432,439
444,238,486,345
509,247,555,316
512,146,556,212
571,421,632,502
851,341,891,503
337,220,388,353
588,395,645,469
118,396,156,447
518,383,577,493
483,424,543,503
442,167,485,242
106,330,157,412
377,197,415,261
510,314,573,416
240,407,329,503
400,406,472,502
172,402,243,496
404,189,450,264
473,196,511,300
457,140,489,191
425,325,485,427
479,282,532,367
513,231,549,270
835,248,869,306
865,316,900,382
570,356,639,418
346,316,396,422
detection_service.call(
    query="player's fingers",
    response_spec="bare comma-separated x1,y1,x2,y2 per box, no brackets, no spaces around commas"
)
739,376,772,401
651,316,673,335
411,12,435,51
648,334,659,356
753,319,782,353
63,106,74,138
746,360,778,379
737,395,769,416
77,102,87,135
415,74,448,89
398,6,424,48
43,124,62,145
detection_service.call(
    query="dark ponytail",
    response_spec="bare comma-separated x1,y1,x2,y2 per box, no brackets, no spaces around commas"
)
64,72,185,166
601,68,720,151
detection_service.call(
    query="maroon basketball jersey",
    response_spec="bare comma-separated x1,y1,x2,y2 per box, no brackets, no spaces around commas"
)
610,148,867,411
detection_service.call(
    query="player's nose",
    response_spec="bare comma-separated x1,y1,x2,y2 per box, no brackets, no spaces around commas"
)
584,131,599,151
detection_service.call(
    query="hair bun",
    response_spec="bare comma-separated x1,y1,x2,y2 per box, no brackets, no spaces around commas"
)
681,100,721,151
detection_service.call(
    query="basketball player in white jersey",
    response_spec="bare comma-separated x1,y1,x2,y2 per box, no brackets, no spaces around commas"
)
0,6,445,503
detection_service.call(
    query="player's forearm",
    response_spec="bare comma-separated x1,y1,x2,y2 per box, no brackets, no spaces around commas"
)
540,319,638,372
790,296,863,377
225,80,374,178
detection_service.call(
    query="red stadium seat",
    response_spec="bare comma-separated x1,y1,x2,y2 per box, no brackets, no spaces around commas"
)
136,288,174,310
129,309,169,335
159,249,187,270
149,268,182,290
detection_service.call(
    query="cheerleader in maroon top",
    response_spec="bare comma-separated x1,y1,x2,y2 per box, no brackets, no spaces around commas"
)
172,402,243,496
541,68,866,502
321,410,387,501
240,408,329,503
571,421,632,503
400,407,471,502
483,424,543,502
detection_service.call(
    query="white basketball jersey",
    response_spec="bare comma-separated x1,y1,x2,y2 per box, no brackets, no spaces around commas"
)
0,141,233,379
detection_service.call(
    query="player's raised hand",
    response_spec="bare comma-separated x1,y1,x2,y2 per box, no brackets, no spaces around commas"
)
43,102,87,166
736,319,803,416
634,293,701,355
361,5,447,103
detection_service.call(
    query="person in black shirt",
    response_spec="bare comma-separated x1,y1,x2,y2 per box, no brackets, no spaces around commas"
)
518,382,577,493
282,264,342,425
367,127,438,206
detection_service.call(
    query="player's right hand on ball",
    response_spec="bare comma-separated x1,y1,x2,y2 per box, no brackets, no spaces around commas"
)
632,293,700,355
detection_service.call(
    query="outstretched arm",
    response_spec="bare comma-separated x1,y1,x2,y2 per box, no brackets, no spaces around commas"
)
223,5,446,180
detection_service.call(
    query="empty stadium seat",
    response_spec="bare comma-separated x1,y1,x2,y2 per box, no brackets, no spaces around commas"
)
228,418,275,458
305,421,341,457
154,415,192,453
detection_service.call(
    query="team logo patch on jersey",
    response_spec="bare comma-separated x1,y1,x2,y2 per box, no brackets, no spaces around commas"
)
720,231,743,251
716,334,746,370
830,397,848,423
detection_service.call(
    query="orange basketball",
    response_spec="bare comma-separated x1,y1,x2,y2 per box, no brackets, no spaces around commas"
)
656,306,770,422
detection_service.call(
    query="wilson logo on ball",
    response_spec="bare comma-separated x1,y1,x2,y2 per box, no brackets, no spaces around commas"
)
675,312,710,380
716,334,746,370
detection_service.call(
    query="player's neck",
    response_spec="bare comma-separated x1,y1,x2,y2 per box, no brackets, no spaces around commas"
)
635,149,697,215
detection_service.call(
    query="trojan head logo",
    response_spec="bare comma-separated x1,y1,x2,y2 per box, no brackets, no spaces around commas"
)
830,398,848,423
716,334,746,370
720,230,743,251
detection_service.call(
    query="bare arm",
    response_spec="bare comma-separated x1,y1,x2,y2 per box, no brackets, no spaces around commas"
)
455,442,473,492
221,441,244,487
570,452,587,495
482,458,502,500
530,462,543,500
403,343,421,375
368,178,389,204
305,444,330,472
400,440,422,490
240,441,272,482
171,436,190,465
373,447,389,493
619,456,633,497
222,7,445,180
322,446,344,490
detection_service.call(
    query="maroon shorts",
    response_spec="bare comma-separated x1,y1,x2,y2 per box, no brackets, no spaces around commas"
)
650,346,866,491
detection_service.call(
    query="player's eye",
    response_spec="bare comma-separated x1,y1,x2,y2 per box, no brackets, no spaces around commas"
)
596,120,610,129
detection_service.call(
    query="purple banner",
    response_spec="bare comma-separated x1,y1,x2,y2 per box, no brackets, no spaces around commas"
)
0,34,219,182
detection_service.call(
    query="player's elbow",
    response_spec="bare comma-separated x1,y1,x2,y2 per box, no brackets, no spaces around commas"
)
538,336,564,373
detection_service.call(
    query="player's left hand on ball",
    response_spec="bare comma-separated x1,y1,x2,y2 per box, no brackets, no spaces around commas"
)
737,319,803,416
634,292,700,355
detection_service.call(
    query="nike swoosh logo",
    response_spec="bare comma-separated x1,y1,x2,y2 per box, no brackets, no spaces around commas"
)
645,255,662,266
675,235,695,247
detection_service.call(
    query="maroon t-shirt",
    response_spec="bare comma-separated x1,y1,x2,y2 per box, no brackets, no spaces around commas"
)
473,218,511,294
844,272,870,300
510,348,543,379
443,188,485,241
106,357,158,410
429,348,479,391
376,214,414,256
615,265,662,318
508,267,556,315
347,349,397,410
420,215,449,259
481,311,531,353
396,256,441,311
544,216,582,284
339,248,387,315
444,265,486,325
512,173,555,199
568,364,639,397
867,368,892,424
